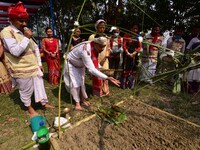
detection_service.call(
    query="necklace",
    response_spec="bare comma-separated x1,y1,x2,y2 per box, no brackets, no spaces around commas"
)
48,38,53,42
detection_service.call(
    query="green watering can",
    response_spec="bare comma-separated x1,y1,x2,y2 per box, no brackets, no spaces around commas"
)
36,121,50,144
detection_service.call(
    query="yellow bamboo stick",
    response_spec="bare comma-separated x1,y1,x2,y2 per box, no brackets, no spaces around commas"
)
50,138,60,150
140,101,200,128
59,99,200,134
57,0,88,139
57,101,125,133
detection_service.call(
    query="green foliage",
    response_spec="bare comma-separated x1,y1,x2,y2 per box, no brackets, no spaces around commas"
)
97,105,126,125
0,63,199,148
125,0,199,31
30,0,199,46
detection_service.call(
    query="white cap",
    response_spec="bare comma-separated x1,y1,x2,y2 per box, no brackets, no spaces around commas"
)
109,26,118,32
137,36,143,43
93,36,107,45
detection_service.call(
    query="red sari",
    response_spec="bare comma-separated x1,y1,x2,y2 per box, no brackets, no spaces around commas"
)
42,38,60,85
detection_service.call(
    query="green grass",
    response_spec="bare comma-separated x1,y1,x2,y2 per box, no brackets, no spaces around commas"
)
0,61,200,149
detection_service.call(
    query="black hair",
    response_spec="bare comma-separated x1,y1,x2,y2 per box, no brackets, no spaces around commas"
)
130,22,139,28
152,24,161,29
45,27,52,33
175,25,185,31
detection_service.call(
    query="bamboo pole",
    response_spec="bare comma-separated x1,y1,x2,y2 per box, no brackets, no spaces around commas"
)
141,101,200,128
57,0,88,139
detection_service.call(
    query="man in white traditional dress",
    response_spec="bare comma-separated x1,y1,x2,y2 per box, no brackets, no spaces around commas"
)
183,31,200,96
64,36,120,110
140,24,166,84
0,2,54,117
160,25,186,69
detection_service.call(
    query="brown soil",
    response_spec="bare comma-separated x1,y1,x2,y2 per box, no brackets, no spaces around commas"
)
57,100,200,150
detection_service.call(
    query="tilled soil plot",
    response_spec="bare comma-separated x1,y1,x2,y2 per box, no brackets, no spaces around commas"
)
57,100,200,150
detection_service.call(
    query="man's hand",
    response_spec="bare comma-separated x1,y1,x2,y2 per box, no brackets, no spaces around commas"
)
40,66,44,73
24,27,33,39
107,77,120,87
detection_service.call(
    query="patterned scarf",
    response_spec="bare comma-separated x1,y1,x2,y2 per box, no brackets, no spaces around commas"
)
90,42,99,68
149,33,160,51
90,42,105,96
110,37,122,49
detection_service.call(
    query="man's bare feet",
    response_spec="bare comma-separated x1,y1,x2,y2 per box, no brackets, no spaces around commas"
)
105,91,110,96
191,100,200,105
75,102,83,110
82,100,90,106
27,106,39,118
44,103,55,109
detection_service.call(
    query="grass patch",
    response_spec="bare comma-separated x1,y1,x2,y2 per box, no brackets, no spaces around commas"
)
0,61,200,149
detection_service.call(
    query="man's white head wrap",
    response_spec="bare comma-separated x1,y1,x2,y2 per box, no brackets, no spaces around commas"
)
109,26,118,32
93,36,107,46
95,19,106,30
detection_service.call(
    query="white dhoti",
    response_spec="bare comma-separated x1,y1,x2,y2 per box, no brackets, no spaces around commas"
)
64,60,88,103
140,59,157,83
183,61,200,82
15,69,48,107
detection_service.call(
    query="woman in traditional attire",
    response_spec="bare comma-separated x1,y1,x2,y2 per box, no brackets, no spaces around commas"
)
88,19,110,97
71,28,84,49
121,23,142,89
0,40,12,94
42,27,60,85
109,27,123,79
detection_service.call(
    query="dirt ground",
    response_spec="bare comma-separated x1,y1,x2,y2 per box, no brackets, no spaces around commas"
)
57,100,200,150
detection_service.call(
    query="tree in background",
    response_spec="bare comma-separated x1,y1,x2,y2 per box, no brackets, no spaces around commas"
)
29,0,200,47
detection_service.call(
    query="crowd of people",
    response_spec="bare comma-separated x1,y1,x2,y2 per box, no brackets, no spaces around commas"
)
0,1,200,115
